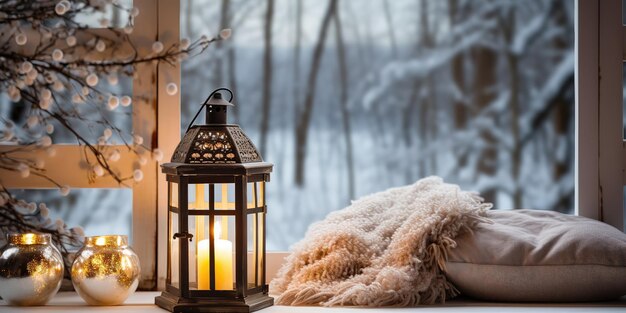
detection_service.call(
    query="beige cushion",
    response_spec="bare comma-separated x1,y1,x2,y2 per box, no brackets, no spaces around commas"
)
445,209,626,302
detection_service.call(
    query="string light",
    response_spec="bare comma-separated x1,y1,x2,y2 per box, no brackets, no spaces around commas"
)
152,41,164,54
108,149,121,162
17,163,30,178
152,149,164,162
96,40,106,52
103,128,113,140
41,89,52,100
59,185,70,196
46,147,57,157
133,135,144,145
38,136,52,147
26,115,39,128
180,38,191,49
220,29,232,40
15,33,27,45
130,7,140,17
20,61,33,74
166,83,178,95
120,96,132,107
93,164,104,177
133,169,144,182
66,35,77,46
108,96,120,110
86,73,99,86
55,0,70,15
52,49,64,61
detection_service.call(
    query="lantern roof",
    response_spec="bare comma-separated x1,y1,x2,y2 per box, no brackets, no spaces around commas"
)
163,88,272,173
170,125,263,164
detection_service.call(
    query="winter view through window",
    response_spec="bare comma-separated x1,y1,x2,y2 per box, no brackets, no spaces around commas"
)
181,0,575,250
1,0,575,251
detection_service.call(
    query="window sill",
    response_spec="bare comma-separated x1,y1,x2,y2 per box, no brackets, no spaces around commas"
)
1,292,626,312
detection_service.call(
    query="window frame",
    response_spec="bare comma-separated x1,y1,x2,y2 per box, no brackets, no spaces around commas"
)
2,0,624,291
575,0,624,230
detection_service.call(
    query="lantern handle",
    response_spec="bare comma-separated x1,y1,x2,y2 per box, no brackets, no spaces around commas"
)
186,88,234,133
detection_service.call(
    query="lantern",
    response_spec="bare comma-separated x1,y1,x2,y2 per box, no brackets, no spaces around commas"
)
156,88,273,312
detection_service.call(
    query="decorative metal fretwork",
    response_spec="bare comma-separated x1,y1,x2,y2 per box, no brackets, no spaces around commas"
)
187,130,237,164
171,128,199,163
227,127,262,162
171,126,263,164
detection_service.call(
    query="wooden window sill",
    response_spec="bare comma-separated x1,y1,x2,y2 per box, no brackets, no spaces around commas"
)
1,292,625,312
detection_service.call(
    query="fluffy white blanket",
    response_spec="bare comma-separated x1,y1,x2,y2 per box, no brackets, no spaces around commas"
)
270,177,492,306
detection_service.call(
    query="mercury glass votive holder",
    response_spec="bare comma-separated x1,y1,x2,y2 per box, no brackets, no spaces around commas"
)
0,233,64,306
71,235,140,305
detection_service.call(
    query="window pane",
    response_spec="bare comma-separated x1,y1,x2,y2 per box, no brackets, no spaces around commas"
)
8,189,131,244
181,0,576,250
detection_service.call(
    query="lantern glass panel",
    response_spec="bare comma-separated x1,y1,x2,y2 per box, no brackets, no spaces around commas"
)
247,213,258,289
248,182,266,209
189,215,236,291
169,182,179,208
257,211,265,287
169,210,180,288
246,211,265,290
188,184,237,210
258,182,265,207
214,183,236,210
247,183,254,209
188,184,208,210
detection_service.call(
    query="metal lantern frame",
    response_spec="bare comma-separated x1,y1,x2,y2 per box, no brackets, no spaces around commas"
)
156,89,273,313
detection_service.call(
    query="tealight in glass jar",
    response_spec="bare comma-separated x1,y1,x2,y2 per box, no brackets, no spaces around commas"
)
71,235,140,305
0,233,64,306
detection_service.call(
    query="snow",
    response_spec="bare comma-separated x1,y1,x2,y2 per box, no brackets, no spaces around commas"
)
5,0,582,252
511,10,551,56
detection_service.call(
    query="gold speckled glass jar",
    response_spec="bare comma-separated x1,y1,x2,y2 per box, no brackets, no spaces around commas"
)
0,233,64,306
71,235,140,305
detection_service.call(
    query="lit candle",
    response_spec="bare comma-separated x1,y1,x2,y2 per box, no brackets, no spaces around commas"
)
198,222,233,290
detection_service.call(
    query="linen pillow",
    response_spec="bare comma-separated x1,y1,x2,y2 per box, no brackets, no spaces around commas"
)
445,209,626,302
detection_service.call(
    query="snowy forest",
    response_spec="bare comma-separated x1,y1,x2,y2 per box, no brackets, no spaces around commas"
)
2,0,576,251
181,0,575,249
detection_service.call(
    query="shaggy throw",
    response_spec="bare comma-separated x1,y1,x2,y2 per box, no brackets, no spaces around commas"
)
270,177,492,306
